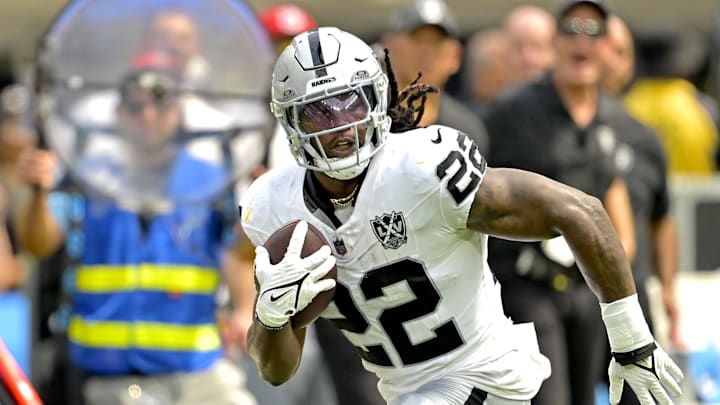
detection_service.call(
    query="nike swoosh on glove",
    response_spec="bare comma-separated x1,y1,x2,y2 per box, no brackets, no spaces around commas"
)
254,221,336,330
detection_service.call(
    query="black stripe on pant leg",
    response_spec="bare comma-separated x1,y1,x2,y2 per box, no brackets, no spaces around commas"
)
464,387,488,404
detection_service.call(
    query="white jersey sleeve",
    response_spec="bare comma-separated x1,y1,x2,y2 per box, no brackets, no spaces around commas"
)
238,167,292,247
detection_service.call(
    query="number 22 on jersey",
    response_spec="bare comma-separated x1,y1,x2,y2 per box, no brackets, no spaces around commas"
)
325,130,486,367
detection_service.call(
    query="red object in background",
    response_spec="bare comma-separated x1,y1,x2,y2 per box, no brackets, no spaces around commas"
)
0,339,42,405
259,4,317,39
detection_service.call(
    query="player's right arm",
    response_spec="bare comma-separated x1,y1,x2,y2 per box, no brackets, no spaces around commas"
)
247,300,307,386
12,148,64,258
240,175,308,385
245,230,308,386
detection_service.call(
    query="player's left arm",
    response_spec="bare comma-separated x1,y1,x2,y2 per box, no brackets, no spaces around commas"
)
467,167,683,403
467,167,633,302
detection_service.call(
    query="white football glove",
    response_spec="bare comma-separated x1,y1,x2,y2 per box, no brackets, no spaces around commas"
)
254,221,336,330
608,346,684,404
602,294,684,405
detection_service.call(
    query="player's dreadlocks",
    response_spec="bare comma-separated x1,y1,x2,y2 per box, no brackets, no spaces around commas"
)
382,48,438,133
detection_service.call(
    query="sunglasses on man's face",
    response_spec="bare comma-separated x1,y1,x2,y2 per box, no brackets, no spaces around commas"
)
121,89,178,115
558,18,607,38
122,98,175,115
120,71,179,115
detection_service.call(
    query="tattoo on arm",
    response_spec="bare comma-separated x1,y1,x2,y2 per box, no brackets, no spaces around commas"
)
467,168,636,301
467,168,560,241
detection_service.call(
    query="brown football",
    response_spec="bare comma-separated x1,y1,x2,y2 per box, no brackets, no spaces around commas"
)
262,220,337,328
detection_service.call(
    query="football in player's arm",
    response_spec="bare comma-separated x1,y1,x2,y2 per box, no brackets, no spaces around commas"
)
239,27,683,405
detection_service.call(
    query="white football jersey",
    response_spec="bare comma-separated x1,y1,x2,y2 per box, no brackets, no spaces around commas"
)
241,125,550,402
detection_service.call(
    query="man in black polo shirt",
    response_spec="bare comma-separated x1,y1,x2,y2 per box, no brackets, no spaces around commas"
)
599,15,681,405
484,1,636,404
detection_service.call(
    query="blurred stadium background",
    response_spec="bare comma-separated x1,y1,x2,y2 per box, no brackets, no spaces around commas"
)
0,0,718,62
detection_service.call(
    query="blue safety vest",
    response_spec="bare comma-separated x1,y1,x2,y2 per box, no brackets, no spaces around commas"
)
58,151,229,374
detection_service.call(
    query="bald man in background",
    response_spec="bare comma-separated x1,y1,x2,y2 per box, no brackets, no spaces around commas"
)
462,28,517,118
150,11,210,88
504,5,556,83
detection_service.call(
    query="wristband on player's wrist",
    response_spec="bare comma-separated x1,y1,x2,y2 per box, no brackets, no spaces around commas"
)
254,313,288,331
600,294,655,354
612,342,657,366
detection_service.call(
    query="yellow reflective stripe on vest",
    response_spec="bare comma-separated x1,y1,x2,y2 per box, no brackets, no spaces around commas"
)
76,264,219,293
68,316,221,351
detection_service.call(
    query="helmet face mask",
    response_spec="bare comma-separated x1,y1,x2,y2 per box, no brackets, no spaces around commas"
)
271,27,390,180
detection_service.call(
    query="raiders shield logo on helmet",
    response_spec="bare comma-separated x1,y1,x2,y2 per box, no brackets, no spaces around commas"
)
370,211,407,249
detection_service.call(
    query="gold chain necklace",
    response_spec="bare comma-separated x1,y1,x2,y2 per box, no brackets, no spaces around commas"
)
330,183,359,209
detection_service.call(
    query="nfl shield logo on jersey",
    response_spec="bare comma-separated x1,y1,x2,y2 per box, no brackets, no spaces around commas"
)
333,238,347,255
370,211,407,249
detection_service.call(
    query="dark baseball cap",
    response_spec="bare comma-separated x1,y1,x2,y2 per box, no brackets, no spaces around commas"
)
387,0,460,38
556,0,610,20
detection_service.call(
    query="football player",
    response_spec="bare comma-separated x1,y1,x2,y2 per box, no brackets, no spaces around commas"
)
239,27,683,405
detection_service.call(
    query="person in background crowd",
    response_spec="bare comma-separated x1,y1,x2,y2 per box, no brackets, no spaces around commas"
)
503,5,556,84
149,10,210,89
462,28,517,118
623,23,718,175
0,83,31,291
14,51,257,405
0,84,33,197
0,185,22,293
381,0,489,155
600,17,635,97
484,1,637,404
599,14,682,404
0,80,33,390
